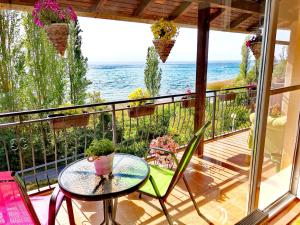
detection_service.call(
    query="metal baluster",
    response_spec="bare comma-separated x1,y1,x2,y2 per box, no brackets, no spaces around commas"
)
212,91,217,139
40,123,50,187
2,137,10,171
102,112,105,139
176,102,182,132
135,116,139,143
16,116,24,179
147,114,152,143
84,123,88,152
128,116,132,142
121,110,125,139
111,104,117,145
155,106,159,136
63,126,68,166
52,129,58,175
28,125,39,191
74,128,78,161
184,107,192,140
172,97,176,128
93,106,97,139
180,105,187,133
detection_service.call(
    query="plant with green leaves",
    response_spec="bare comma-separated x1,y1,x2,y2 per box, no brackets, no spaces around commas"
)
128,88,150,106
66,20,91,105
0,10,26,112
144,46,162,97
85,139,115,157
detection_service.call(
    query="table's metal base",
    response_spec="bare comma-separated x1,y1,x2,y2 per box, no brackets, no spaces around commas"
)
100,198,120,225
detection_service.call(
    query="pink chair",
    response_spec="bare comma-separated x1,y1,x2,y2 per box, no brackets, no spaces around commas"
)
0,171,75,225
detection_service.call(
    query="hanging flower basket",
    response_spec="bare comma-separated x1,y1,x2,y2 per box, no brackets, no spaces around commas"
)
128,104,156,118
151,18,178,63
45,23,69,55
153,40,175,63
249,42,262,60
246,34,262,60
48,112,90,130
32,0,77,55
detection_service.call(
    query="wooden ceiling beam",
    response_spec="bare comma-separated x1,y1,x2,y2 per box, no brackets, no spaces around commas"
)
246,21,260,32
168,1,192,20
230,13,252,28
132,0,152,17
209,8,225,23
94,0,108,12
189,0,264,15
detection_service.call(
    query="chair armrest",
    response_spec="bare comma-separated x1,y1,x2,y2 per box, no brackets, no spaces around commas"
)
150,147,179,166
48,186,65,225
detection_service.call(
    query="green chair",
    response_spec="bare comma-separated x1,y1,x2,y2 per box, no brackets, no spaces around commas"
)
138,121,212,225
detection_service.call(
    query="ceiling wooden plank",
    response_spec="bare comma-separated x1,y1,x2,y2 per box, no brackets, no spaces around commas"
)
230,13,252,28
168,1,192,20
246,21,260,32
189,0,264,15
132,0,152,17
209,8,225,22
94,0,108,12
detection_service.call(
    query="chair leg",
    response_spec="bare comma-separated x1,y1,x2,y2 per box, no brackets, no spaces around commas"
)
65,197,76,225
182,175,213,225
158,198,173,225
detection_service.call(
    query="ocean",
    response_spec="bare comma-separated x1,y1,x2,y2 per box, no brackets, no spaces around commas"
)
87,61,241,101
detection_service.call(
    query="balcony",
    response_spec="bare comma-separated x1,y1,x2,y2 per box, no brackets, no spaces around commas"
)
0,86,262,224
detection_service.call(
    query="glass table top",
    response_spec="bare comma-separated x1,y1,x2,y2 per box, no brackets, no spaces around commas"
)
58,153,150,201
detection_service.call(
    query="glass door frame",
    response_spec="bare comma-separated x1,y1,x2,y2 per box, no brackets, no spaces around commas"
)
248,0,300,216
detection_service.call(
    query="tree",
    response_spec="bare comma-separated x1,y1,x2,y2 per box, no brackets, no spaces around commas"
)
23,14,66,109
0,10,25,112
66,20,90,105
239,37,251,79
273,47,287,82
144,46,162,97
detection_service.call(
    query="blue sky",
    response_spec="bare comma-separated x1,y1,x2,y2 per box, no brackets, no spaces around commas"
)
78,17,248,63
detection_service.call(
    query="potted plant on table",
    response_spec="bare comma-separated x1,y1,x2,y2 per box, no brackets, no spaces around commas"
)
32,0,77,55
151,18,179,63
48,103,90,130
246,33,262,60
128,88,156,118
181,87,195,108
150,135,179,169
86,139,115,176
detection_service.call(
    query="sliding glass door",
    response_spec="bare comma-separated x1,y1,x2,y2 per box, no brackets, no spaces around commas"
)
249,0,300,212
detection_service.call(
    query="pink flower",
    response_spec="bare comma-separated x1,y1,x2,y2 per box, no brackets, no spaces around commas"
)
245,40,251,47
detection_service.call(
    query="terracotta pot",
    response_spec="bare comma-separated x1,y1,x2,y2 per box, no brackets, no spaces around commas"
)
249,42,261,60
181,98,195,108
153,39,175,63
128,104,156,118
92,153,115,176
48,112,90,130
45,23,69,56
218,92,237,101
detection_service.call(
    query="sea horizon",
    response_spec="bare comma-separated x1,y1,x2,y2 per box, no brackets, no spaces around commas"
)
87,61,241,101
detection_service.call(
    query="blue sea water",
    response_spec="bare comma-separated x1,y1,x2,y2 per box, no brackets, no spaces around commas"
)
87,61,240,101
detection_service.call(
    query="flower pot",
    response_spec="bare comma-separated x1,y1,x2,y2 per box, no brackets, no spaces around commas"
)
45,23,69,56
181,98,195,108
249,42,261,60
48,112,90,130
153,39,175,63
218,92,237,101
128,104,156,118
92,153,115,176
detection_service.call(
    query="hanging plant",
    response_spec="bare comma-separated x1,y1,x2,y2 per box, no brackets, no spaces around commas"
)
246,34,262,60
32,0,77,55
151,18,179,63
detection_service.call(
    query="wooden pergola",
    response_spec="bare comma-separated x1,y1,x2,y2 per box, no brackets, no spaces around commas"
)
0,0,287,155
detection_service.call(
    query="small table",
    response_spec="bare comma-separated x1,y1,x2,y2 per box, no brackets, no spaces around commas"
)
58,153,150,225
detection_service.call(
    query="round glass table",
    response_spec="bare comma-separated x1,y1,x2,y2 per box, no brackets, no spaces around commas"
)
58,153,150,225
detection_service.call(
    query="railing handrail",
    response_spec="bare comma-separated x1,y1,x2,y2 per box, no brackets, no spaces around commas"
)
0,85,253,118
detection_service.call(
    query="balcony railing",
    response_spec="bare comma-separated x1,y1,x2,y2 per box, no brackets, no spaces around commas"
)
0,86,255,191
